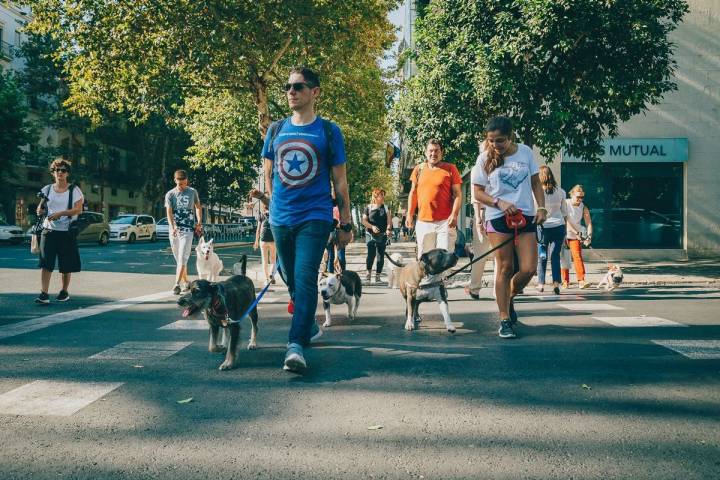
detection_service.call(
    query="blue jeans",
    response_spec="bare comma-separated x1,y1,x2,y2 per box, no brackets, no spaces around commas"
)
537,224,566,284
327,245,346,273
271,220,332,346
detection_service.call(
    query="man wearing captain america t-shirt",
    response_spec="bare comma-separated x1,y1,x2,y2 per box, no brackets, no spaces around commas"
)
250,66,352,373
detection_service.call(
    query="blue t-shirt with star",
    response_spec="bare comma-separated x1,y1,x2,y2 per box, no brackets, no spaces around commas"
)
261,116,346,227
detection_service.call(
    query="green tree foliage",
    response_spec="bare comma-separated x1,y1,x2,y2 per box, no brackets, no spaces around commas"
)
0,69,36,220
390,0,689,169
27,0,398,205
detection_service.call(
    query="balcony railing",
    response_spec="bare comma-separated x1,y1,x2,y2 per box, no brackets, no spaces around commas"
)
0,41,14,60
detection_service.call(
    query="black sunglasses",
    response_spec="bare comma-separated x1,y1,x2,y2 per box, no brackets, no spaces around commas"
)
282,82,313,92
53,168,69,173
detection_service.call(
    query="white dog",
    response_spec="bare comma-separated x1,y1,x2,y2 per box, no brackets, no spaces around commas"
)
318,271,363,328
596,264,623,291
386,253,404,289
196,237,223,281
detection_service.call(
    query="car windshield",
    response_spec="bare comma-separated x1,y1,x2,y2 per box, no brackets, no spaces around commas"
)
110,216,136,225
157,218,168,225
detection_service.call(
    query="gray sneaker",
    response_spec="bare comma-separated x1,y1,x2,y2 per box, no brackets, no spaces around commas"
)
498,319,517,339
283,343,307,372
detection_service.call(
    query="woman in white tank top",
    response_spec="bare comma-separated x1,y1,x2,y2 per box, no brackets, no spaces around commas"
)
564,185,593,288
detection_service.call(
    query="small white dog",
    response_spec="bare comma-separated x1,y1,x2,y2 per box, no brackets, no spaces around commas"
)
386,253,404,289
196,237,223,281
318,271,363,328
596,264,623,291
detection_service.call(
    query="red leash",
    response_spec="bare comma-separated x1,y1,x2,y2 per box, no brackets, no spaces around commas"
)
505,210,526,245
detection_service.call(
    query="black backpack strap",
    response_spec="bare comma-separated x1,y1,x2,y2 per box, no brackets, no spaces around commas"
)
321,118,335,164
267,117,288,158
67,183,75,210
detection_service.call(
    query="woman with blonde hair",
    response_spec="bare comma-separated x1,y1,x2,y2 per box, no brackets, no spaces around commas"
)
564,185,593,289
253,206,276,285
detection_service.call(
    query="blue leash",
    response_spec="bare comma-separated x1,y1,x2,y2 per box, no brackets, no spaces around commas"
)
226,261,279,325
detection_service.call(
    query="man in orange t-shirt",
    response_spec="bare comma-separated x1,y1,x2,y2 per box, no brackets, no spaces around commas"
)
406,139,463,259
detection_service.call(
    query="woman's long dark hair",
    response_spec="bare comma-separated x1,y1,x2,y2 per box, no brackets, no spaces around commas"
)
538,165,557,194
483,116,513,176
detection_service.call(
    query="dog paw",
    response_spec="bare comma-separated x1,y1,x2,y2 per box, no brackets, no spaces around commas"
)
404,320,415,331
209,345,227,353
219,360,235,370
445,323,457,334
247,342,257,350
322,320,332,328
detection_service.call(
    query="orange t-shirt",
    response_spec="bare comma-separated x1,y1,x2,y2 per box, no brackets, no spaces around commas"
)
410,162,462,222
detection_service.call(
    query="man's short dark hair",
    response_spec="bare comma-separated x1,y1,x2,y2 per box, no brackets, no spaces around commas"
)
289,66,320,88
174,169,188,179
426,138,443,151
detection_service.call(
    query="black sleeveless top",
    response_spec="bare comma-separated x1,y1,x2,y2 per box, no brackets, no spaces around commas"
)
365,204,388,239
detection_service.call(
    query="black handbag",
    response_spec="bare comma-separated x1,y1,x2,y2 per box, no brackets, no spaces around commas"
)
66,183,80,239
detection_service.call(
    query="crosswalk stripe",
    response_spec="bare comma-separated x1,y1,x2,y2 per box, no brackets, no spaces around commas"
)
0,380,123,417
558,303,624,311
592,316,686,327
527,295,586,301
0,291,173,341
89,341,192,360
159,320,207,330
651,340,720,359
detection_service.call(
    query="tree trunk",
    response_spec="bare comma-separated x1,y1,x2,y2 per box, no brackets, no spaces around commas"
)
251,77,271,138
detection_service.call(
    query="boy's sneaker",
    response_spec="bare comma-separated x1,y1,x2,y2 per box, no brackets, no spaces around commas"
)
173,284,181,295
56,290,70,302
34,292,50,305
498,320,517,339
283,343,307,372
553,285,561,295
310,322,323,342
509,299,518,326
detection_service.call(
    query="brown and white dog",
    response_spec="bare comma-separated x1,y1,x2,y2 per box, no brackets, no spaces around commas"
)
177,255,258,370
397,248,458,333
596,264,624,291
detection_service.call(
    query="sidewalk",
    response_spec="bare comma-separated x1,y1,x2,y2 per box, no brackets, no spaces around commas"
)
242,241,720,287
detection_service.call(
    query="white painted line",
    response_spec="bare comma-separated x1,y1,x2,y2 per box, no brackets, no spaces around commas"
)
0,291,172,340
558,302,624,311
364,347,469,359
90,261,113,264
158,320,207,330
126,262,147,266
593,316,686,327
259,297,285,304
651,340,720,359
323,325,383,331
90,341,192,360
527,295,587,301
0,380,123,417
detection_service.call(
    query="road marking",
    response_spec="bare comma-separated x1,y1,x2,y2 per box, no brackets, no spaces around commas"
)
90,341,192,360
558,302,624,311
322,325,383,331
259,296,286,304
527,295,586,301
364,347,470,359
0,291,172,340
159,320,207,330
90,261,113,264
593,316,686,327
651,340,720,359
0,380,123,416
126,262,147,266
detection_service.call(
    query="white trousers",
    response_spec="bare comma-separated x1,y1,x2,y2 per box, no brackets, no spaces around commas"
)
468,221,494,294
415,218,457,259
170,230,194,265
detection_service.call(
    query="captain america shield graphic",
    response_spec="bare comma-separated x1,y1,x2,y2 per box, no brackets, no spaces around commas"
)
276,139,321,188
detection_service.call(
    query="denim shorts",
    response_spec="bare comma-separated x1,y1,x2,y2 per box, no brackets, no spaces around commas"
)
486,215,537,235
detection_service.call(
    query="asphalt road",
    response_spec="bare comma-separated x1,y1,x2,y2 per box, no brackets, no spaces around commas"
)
1,243,719,479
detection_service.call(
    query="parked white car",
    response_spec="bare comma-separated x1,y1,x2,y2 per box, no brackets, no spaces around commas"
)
109,214,157,243
0,220,25,244
156,217,170,240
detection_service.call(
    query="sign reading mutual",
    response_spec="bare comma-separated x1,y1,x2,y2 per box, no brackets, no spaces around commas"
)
563,138,688,163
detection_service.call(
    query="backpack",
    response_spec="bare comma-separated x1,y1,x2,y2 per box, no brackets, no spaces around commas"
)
267,117,336,163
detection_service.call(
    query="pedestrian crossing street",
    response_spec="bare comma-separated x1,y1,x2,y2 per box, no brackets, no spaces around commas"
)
1,287,719,417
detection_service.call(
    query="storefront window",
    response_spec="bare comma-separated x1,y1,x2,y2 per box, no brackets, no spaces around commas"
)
561,162,683,249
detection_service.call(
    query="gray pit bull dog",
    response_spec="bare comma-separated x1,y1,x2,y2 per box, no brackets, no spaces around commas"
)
397,248,458,333
177,255,258,370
